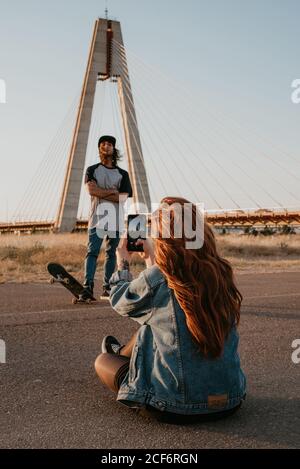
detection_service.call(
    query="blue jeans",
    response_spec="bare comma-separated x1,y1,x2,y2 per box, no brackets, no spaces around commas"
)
84,228,120,290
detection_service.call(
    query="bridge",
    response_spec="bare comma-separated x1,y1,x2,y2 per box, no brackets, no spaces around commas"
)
2,17,300,234
1,208,300,234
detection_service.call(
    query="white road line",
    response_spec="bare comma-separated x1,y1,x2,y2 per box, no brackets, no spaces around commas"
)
1,293,299,321
0,305,112,319
244,293,300,300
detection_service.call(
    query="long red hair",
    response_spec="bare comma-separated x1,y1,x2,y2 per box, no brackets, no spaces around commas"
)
154,197,242,358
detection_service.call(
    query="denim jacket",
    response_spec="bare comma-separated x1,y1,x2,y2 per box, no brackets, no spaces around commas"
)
109,265,246,415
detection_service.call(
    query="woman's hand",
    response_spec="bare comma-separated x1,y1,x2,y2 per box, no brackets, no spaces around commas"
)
116,235,156,270
116,235,133,270
136,238,155,267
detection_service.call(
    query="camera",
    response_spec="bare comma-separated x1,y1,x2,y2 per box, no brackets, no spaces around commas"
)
127,214,147,252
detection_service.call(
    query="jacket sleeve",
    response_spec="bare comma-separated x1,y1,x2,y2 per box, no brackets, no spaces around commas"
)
109,270,153,324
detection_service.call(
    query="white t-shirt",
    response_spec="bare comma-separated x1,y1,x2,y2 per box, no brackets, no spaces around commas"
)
85,163,132,232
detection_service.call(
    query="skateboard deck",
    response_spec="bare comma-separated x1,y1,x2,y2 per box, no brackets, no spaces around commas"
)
47,262,96,304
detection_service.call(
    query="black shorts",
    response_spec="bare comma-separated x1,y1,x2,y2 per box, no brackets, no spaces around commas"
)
137,401,243,425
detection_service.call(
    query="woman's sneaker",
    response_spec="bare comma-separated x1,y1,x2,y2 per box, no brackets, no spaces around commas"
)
101,335,123,354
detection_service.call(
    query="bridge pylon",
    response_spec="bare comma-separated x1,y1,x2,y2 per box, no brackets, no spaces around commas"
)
55,18,151,233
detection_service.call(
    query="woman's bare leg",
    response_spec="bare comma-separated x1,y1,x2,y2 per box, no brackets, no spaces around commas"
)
119,330,139,358
94,330,139,393
94,353,130,393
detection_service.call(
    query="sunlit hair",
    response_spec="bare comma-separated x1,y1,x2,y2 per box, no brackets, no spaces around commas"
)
99,144,122,167
154,196,242,358
111,147,122,167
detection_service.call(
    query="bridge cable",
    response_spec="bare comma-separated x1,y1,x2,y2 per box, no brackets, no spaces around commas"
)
114,40,290,209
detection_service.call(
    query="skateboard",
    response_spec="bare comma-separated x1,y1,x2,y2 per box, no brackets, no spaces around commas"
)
47,262,96,304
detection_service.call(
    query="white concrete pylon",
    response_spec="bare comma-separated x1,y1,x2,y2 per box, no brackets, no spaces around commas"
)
55,18,151,232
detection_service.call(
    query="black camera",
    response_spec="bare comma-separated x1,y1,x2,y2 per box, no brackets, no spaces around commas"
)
127,214,147,252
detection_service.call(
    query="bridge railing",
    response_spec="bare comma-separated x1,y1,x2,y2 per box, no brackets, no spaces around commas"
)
1,209,300,234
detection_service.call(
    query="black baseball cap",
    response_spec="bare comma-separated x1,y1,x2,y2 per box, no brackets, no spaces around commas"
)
98,135,116,147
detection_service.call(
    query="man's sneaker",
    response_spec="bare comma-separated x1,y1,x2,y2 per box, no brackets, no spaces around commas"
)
101,335,123,354
79,285,94,302
100,288,110,300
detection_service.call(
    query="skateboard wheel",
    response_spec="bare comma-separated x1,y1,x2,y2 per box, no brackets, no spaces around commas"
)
65,278,70,285
49,278,55,284
72,298,78,304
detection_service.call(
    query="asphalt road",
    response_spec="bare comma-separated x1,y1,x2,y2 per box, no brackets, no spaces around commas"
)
0,271,299,449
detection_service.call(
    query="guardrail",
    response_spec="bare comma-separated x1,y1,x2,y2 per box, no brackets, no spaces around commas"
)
1,210,300,234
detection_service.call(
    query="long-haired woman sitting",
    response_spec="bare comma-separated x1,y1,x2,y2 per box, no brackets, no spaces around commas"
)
95,197,246,424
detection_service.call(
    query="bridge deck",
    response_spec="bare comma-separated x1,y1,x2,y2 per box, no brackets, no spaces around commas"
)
1,210,300,233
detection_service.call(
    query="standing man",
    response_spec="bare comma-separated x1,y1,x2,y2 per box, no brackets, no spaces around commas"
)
80,135,132,300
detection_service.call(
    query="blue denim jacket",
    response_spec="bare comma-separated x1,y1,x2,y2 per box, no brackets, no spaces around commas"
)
109,265,246,414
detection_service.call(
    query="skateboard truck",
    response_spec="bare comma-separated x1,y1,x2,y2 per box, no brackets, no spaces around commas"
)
49,275,70,285
72,297,93,305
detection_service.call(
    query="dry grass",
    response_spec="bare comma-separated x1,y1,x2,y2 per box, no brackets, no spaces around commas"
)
0,232,300,283
0,233,144,283
217,233,300,256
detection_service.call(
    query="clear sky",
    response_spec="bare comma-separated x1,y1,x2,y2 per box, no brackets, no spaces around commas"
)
0,0,300,221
